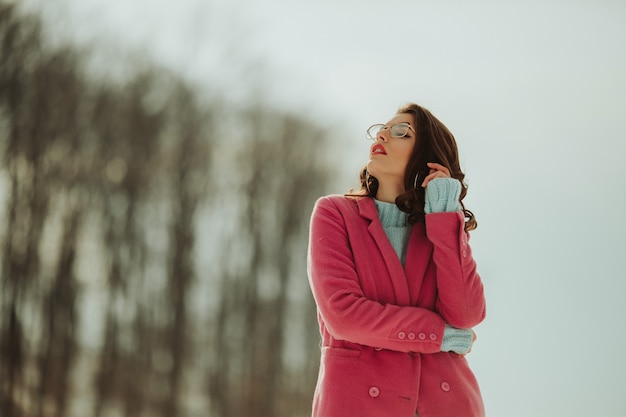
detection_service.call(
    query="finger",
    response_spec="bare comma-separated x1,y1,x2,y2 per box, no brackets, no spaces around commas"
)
421,173,436,188
421,173,440,188
421,171,448,187
426,162,450,177
426,162,448,171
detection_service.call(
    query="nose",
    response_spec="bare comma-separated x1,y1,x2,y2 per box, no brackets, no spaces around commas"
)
377,128,389,142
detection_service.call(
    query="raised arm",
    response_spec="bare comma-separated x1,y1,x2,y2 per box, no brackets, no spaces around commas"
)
423,176,486,329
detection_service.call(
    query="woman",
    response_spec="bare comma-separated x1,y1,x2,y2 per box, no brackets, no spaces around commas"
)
307,103,486,417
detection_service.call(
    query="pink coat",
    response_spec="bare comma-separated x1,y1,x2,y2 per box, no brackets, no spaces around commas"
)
307,195,486,417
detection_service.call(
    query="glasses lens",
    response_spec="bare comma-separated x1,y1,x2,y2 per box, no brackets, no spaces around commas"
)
366,124,383,140
390,123,410,138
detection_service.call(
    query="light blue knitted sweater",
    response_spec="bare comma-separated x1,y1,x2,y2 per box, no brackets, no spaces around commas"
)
374,178,473,354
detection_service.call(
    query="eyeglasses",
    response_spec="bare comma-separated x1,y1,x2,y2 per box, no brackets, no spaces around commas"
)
366,123,415,141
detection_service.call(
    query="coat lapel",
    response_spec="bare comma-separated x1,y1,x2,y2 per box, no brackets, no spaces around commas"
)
356,198,411,306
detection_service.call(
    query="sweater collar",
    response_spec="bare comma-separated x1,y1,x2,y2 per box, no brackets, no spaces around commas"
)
355,196,411,305
373,199,407,227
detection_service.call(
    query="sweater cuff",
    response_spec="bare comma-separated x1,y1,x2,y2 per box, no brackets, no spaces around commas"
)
441,324,473,354
425,178,462,214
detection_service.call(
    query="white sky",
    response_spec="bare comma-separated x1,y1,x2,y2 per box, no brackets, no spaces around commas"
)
23,0,626,415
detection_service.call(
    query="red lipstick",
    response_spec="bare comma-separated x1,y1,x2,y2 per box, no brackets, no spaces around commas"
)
371,144,387,155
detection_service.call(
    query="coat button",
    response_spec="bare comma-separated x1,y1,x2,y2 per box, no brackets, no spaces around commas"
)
368,386,380,398
429,333,437,341
374,347,382,351
462,250,467,258
418,332,426,340
441,381,450,392
408,332,416,340
398,331,406,340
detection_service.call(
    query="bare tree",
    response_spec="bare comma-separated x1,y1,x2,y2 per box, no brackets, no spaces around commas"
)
0,4,335,417
208,108,331,417
160,79,211,417
0,5,85,415
0,10,45,414
88,72,171,417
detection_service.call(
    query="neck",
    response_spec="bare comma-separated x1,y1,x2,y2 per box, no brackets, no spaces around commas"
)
375,178,405,203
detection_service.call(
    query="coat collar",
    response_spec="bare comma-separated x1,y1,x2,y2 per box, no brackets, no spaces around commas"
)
355,197,411,306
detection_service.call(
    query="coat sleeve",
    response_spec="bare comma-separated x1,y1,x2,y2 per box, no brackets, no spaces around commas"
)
307,196,446,354
425,212,486,329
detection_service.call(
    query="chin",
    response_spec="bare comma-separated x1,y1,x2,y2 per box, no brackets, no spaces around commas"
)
366,161,380,175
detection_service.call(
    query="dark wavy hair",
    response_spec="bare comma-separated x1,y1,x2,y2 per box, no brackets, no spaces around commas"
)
351,103,477,231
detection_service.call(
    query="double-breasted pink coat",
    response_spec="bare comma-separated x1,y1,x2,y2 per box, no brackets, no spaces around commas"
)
307,195,486,417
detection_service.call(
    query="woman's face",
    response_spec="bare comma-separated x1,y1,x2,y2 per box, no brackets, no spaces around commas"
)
366,113,416,183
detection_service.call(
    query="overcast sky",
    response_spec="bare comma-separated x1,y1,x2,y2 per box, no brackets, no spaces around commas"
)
24,0,626,415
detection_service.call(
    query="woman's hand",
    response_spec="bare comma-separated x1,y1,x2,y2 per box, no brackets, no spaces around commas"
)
460,330,477,357
465,330,477,355
421,162,451,188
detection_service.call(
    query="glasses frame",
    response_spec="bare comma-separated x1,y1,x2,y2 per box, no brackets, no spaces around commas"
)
366,122,416,141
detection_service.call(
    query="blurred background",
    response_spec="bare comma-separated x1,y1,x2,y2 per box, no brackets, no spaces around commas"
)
1,0,625,416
